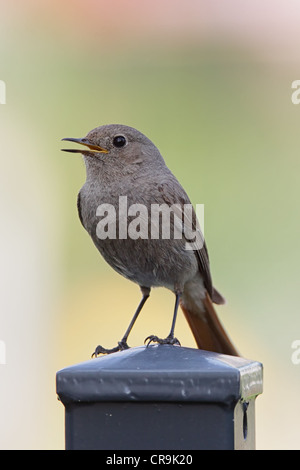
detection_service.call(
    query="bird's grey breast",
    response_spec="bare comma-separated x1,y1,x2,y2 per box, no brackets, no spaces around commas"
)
78,174,199,290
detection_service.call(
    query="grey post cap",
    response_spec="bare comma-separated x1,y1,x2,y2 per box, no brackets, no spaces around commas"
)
56,344,263,405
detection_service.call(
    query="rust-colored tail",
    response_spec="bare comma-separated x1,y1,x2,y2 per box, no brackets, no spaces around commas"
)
180,291,239,356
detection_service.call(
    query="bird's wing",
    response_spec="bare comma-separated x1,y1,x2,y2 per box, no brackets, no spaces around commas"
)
156,180,220,300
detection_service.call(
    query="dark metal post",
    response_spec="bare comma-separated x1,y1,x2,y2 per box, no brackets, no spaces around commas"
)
56,345,263,450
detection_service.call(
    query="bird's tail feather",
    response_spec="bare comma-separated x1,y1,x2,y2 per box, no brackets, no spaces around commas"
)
180,291,239,356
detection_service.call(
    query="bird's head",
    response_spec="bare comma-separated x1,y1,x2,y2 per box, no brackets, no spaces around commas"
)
62,124,164,170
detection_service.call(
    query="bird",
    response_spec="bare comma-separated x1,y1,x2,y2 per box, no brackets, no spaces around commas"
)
61,124,238,357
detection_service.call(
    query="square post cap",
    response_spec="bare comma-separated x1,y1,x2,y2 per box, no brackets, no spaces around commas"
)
56,344,263,405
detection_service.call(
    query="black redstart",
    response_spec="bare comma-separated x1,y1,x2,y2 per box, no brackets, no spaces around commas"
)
62,124,238,357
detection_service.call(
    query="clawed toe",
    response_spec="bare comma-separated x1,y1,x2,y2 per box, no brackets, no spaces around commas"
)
92,340,130,357
144,334,181,347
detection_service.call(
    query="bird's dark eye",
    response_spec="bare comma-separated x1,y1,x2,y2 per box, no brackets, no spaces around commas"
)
113,135,127,148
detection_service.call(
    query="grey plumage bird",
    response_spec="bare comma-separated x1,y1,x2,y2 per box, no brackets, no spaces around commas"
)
62,124,238,357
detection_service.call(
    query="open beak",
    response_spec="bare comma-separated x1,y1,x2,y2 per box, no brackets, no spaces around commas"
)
61,137,109,155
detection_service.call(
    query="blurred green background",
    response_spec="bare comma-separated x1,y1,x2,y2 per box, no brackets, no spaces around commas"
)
1,0,300,449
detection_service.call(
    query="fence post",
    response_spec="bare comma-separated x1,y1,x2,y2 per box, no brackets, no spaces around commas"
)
56,344,263,450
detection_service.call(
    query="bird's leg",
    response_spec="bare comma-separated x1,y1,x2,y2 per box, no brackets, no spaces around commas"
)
92,287,150,357
145,292,181,347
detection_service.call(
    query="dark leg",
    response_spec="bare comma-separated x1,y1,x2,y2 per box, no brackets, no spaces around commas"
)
144,292,181,347
92,287,150,357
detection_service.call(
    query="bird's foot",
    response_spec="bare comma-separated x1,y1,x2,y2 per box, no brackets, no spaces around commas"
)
92,340,130,357
144,334,181,347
